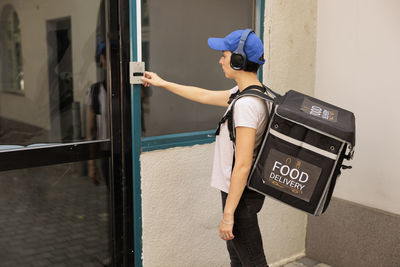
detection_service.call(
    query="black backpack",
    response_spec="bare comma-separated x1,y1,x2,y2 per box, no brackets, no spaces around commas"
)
216,85,355,215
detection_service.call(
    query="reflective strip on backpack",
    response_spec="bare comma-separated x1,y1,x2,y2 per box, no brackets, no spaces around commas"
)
269,129,338,160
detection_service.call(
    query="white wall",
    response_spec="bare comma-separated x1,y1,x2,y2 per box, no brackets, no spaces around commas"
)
315,0,400,215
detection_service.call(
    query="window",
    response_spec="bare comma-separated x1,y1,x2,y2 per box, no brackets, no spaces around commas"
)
141,0,254,137
0,4,24,93
140,0,265,151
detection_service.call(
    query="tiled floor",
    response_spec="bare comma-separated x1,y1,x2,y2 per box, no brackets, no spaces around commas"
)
281,257,333,267
0,162,110,267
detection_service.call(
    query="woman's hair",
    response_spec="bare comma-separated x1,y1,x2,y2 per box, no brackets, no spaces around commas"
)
244,60,260,73
243,53,264,73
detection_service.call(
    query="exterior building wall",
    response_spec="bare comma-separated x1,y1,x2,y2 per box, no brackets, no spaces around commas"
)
140,1,318,266
308,0,400,266
0,0,100,130
314,0,400,215
263,0,317,97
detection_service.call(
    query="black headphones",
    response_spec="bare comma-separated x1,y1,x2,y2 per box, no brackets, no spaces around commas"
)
230,29,254,70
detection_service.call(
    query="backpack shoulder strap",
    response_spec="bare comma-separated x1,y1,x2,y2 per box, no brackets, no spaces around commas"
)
262,84,281,98
215,85,276,143
229,85,276,143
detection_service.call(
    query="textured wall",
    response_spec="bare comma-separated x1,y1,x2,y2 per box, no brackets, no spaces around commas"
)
307,198,400,267
263,0,318,97
141,144,227,267
141,144,306,266
315,0,400,215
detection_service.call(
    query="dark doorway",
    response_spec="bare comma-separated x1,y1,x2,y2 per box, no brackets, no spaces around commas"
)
46,17,74,142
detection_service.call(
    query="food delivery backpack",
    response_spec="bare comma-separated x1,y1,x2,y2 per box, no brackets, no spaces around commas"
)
220,85,355,216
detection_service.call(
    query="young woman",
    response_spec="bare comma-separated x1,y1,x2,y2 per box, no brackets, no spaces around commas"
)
142,29,270,267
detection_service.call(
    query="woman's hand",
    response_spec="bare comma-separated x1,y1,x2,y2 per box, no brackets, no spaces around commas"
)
219,215,235,241
141,71,167,87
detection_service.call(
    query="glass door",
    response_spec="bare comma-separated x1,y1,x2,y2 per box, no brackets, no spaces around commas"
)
0,0,133,266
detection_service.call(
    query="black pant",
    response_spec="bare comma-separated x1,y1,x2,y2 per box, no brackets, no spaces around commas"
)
96,157,110,189
221,189,269,267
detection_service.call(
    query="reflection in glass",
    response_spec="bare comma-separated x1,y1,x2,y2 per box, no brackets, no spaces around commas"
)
0,4,24,93
0,160,111,266
141,0,253,137
0,0,107,149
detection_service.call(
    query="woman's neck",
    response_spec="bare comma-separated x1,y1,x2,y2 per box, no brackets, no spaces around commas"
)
235,72,262,92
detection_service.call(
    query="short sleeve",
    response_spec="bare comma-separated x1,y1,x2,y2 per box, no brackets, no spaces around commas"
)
233,97,265,129
230,86,239,95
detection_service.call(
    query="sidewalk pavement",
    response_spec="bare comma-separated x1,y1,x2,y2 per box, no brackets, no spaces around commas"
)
281,257,333,267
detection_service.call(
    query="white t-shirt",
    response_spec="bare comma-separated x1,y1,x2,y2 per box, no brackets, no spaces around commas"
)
210,86,269,193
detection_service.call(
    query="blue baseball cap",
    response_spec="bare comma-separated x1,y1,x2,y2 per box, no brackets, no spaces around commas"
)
208,29,265,65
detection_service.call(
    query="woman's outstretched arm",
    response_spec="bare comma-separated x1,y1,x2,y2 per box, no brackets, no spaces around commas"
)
142,71,231,107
